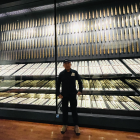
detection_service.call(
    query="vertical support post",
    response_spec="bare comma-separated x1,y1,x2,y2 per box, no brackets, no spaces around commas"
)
54,0,58,115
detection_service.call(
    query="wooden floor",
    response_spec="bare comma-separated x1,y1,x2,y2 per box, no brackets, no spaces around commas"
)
0,119,140,140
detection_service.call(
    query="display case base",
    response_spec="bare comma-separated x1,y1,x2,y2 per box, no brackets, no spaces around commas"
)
0,107,139,132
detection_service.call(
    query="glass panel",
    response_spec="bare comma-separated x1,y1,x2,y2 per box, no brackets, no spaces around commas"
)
0,1,56,112
55,0,140,126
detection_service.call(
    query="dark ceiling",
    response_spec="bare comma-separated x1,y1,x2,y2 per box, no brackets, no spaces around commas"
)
0,0,19,5
0,0,139,14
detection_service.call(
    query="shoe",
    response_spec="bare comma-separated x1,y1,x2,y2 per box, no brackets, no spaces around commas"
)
61,125,67,134
74,125,80,135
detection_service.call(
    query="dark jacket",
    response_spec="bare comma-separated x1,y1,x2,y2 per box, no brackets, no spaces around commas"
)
56,68,83,97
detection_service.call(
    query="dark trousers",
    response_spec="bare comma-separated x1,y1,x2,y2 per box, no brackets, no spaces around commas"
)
62,94,78,126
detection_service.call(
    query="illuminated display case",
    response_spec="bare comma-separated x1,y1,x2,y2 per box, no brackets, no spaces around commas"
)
0,0,140,131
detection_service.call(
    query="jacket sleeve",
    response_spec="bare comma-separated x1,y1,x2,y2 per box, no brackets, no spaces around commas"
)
75,71,83,93
56,72,62,96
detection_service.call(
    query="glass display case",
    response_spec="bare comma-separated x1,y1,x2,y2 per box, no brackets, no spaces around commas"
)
0,0,140,131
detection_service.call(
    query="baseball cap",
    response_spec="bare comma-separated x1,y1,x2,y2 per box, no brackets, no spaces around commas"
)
63,59,70,63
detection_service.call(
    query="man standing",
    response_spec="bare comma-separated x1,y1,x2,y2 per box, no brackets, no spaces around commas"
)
56,59,83,135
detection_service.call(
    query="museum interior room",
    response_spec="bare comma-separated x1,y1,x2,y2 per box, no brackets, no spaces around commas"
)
0,0,140,139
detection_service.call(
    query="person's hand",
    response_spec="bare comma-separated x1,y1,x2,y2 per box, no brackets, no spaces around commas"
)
77,91,81,96
59,94,63,99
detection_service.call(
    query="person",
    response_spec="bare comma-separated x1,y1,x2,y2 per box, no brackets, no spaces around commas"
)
56,59,83,135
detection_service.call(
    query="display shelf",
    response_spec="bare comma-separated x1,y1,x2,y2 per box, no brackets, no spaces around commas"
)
129,96,140,105
9,80,56,94
121,59,140,77
0,92,140,117
59,95,140,117
81,80,135,96
0,92,61,111
0,80,23,92
0,59,136,81
2,75,137,81
0,64,25,76
0,79,135,96
122,79,140,95
125,79,140,92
